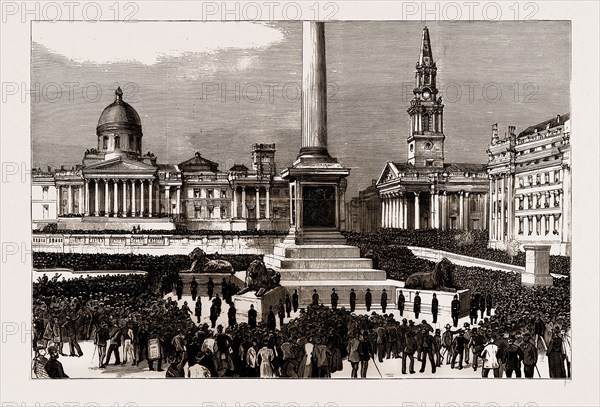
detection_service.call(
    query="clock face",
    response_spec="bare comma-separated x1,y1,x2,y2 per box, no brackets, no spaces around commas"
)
422,91,430,100
424,142,433,150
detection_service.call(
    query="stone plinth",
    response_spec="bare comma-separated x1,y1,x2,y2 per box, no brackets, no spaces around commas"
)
396,288,471,318
233,286,289,322
521,245,553,287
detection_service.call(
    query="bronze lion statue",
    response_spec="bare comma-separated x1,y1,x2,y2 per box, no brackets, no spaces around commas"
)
404,257,456,292
237,259,281,297
186,247,234,274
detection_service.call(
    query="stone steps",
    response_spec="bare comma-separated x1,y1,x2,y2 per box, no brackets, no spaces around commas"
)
264,254,373,270
278,268,387,281
273,244,361,259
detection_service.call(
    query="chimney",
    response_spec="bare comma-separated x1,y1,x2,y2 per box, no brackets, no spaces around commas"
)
491,123,499,145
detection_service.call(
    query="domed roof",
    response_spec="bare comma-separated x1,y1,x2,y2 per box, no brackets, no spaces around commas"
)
97,87,141,129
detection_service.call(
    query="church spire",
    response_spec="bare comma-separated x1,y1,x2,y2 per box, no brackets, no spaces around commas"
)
419,26,433,66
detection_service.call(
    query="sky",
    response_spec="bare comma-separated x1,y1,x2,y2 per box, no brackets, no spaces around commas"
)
31,21,570,198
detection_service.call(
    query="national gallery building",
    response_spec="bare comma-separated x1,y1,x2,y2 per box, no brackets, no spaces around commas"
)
32,87,290,231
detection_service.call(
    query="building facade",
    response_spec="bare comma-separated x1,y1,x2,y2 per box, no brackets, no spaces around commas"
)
32,87,290,232
353,27,489,232
487,114,571,255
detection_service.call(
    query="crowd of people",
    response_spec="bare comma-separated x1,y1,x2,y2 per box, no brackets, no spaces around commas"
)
344,229,571,275
32,267,571,379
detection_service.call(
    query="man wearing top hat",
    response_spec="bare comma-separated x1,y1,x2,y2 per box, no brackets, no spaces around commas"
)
365,288,372,312
331,288,339,311
451,294,461,327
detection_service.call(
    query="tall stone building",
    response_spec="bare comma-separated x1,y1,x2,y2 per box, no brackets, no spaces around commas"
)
487,114,571,255
31,87,290,231
367,27,489,231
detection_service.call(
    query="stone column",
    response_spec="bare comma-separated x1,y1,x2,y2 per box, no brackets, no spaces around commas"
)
148,181,153,217
232,186,238,218
140,180,145,217
381,198,386,228
458,191,464,230
464,192,470,230
84,181,90,216
94,180,99,216
255,187,261,219
500,176,506,239
122,180,127,216
113,180,118,217
299,21,328,158
241,187,247,218
104,180,109,217
176,187,181,215
78,185,83,215
265,188,271,219
488,179,494,239
164,186,170,215
67,185,73,214
507,176,514,238
414,192,420,230
429,191,435,228
402,195,408,229
131,180,136,217
434,192,440,229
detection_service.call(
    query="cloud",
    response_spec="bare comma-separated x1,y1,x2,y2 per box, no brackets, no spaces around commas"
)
32,21,285,65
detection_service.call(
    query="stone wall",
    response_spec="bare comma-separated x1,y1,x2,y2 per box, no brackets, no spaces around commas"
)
32,233,285,255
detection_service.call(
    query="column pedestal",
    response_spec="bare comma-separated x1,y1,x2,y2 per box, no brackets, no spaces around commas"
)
521,245,553,286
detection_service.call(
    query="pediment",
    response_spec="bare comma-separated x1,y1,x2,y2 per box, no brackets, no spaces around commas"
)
83,157,157,174
376,162,400,185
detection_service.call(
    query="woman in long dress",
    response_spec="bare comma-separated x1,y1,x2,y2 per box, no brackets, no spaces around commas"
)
546,328,566,378
257,345,275,378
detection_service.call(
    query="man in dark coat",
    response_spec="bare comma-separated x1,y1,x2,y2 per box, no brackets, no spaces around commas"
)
503,335,524,378
227,303,237,327
209,302,219,329
402,331,417,374
451,330,467,369
479,295,486,320
413,292,421,319
267,305,276,331
277,299,286,327
176,277,184,301
468,327,486,371
451,294,461,327
104,322,122,366
248,304,257,328
365,288,372,312
195,299,202,323
469,295,479,325
418,327,437,374
485,292,493,316
190,277,198,301
358,330,374,378
44,346,68,378
94,322,110,368
207,277,215,300
349,288,356,313
292,289,299,313
431,293,439,324
397,290,405,316
62,314,83,357
312,289,319,307
330,288,339,310
380,289,388,314
520,332,538,378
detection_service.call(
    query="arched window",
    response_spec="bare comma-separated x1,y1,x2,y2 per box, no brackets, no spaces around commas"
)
114,136,120,149
129,135,135,150
102,136,108,149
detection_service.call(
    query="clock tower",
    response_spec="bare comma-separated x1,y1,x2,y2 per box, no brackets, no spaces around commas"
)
407,26,445,168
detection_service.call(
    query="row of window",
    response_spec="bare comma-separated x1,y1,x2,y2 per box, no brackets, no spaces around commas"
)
100,134,141,151
518,170,561,188
517,214,561,236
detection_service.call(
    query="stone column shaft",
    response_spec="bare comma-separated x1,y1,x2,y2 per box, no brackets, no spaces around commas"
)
113,181,118,217
104,180,109,217
232,187,238,218
67,185,73,214
131,180,136,217
241,187,247,218
299,21,328,157
94,180,99,215
414,192,420,230
176,187,181,215
148,182,153,217
84,181,90,216
255,187,260,219
265,188,271,219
